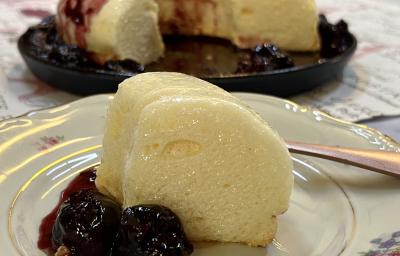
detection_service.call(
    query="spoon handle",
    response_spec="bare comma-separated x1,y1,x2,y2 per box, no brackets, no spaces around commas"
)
286,141,400,178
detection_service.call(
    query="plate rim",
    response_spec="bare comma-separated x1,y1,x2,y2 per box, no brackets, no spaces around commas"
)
235,92,400,150
2,92,397,149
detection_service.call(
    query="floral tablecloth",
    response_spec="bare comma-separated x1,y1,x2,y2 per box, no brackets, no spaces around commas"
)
0,1,399,255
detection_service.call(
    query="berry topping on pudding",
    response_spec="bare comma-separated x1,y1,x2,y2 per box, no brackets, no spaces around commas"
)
57,0,108,48
113,205,193,256
52,189,121,255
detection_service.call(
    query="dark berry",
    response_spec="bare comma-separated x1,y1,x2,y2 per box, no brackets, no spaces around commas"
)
319,14,352,58
38,170,97,252
52,189,121,256
236,44,294,73
104,59,145,74
254,44,279,57
48,44,89,67
112,205,193,256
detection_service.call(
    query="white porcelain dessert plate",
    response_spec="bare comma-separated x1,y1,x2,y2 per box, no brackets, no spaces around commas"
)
1,93,399,256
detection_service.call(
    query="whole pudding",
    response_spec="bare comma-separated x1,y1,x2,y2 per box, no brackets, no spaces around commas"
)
56,0,320,65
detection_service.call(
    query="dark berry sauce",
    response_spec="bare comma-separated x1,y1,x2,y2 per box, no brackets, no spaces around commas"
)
38,168,193,256
37,169,97,253
57,0,108,47
64,0,85,25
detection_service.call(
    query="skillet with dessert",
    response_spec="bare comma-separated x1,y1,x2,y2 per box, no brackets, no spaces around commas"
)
18,0,356,96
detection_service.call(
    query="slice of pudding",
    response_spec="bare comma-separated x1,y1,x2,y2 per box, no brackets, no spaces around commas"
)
96,72,238,203
157,0,320,51
56,0,164,65
97,72,293,246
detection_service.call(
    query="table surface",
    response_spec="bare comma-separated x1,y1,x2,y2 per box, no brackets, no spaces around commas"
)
362,117,400,142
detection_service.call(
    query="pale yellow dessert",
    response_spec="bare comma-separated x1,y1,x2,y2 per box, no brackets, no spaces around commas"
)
96,72,293,246
57,0,164,65
157,0,320,51
96,72,238,202
56,0,319,65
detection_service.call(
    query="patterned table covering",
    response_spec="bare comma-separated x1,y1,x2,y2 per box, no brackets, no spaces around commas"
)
0,1,399,255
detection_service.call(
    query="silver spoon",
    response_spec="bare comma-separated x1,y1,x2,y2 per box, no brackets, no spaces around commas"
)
286,141,400,178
